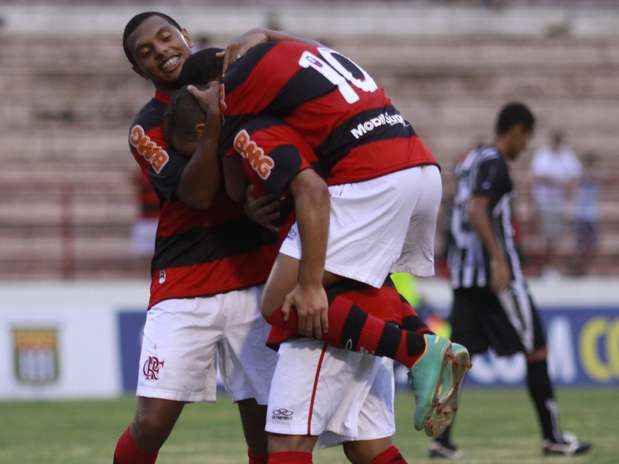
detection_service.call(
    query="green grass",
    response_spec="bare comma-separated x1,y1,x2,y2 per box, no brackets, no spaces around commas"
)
0,388,617,463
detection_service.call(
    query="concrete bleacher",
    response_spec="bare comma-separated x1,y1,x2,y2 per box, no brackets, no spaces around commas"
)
1,7,619,278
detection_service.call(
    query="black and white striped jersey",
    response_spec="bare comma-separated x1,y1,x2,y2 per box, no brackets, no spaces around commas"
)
448,145,525,289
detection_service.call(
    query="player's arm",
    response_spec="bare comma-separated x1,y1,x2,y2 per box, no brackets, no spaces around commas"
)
222,155,280,230
285,168,331,337
218,27,321,74
468,195,510,292
468,157,512,293
229,121,330,336
176,83,222,209
290,169,330,288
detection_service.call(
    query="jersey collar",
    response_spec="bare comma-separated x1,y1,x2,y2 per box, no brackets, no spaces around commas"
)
154,89,171,104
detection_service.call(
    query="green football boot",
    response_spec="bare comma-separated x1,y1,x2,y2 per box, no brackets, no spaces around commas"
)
425,342,472,438
408,334,452,434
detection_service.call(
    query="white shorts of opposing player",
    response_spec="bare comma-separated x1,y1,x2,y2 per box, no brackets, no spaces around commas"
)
137,285,278,404
271,165,442,443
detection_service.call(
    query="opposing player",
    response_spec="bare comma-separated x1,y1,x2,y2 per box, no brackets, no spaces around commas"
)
430,102,591,459
166,42,471,463
114,12,330,464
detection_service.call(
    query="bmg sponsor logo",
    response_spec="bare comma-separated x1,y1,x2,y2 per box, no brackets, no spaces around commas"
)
12,328,60,385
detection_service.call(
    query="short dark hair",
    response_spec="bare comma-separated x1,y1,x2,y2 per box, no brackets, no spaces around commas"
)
163,87,208,148
164,49,225,148
495,102,535,136
122,12,182,66
179,48,225,87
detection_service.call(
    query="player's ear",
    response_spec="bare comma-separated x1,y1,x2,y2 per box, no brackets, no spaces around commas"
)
180,28,193,49
195,122,206,137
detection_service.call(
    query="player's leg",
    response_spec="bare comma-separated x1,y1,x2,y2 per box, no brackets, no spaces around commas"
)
263,339,327,464
219,286,279,464
264,254,448,376
263,260,454,436
238,399,269,464
429,287,487,459
268,434,318,463
500,285,564,444
340,355,405,464
114,397,184,463
521,294,591,456
343,439,408,464
265,340,393,463
114,298,221,463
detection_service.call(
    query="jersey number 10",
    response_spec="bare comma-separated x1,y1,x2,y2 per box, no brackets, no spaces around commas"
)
299,47,378,104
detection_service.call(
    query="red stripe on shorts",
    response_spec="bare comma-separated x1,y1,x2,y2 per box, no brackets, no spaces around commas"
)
307,343,328,435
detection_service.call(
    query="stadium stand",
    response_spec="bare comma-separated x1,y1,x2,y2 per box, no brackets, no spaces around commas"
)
1,3,619,278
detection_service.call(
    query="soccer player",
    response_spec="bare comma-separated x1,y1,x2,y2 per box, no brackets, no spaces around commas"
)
166,43,471,463
429,102,591,459
115,12,329,464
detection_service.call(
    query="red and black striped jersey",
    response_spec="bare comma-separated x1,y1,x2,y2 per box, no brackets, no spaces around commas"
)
221,41,437,187
133,168,160,219
129,90,278,308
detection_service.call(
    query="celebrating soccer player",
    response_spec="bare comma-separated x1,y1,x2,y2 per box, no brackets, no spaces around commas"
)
115,12,326,464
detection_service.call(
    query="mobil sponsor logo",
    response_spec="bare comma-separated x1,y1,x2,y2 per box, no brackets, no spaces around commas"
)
467,307,619,386
350,112,406,140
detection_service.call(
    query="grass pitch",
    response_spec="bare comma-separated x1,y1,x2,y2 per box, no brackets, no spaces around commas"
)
1,388,617,464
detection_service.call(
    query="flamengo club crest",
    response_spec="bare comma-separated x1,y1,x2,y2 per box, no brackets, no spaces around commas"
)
143,356,165,381
12,328,60,384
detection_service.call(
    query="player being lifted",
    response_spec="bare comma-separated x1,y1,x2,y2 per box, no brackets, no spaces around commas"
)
165,42,471,463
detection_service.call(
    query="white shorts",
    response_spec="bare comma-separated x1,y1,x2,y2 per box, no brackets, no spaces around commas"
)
137,286,278,404
265,339,395,447
280,165,442,287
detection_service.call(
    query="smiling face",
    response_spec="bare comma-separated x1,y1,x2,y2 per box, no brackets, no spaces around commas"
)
126,15,193,91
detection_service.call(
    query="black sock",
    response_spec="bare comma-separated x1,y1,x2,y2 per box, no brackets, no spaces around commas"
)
435,426,453,445
526,359,561,441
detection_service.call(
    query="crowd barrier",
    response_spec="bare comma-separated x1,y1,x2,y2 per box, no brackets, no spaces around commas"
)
1,279,618,399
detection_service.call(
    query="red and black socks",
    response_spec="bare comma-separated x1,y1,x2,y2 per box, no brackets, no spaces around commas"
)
113,427,158,464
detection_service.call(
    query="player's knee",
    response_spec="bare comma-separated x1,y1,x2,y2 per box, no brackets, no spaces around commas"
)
132,411,174,449
526,347,547,363
342,443,361,464
238,400,268,452
268,433,315,453
342,439,393,464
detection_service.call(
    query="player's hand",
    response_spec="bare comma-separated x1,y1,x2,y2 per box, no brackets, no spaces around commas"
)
187,81,225,132
217,28,268,75
282,283,329,339
244,185,280,232
490,255,511,293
